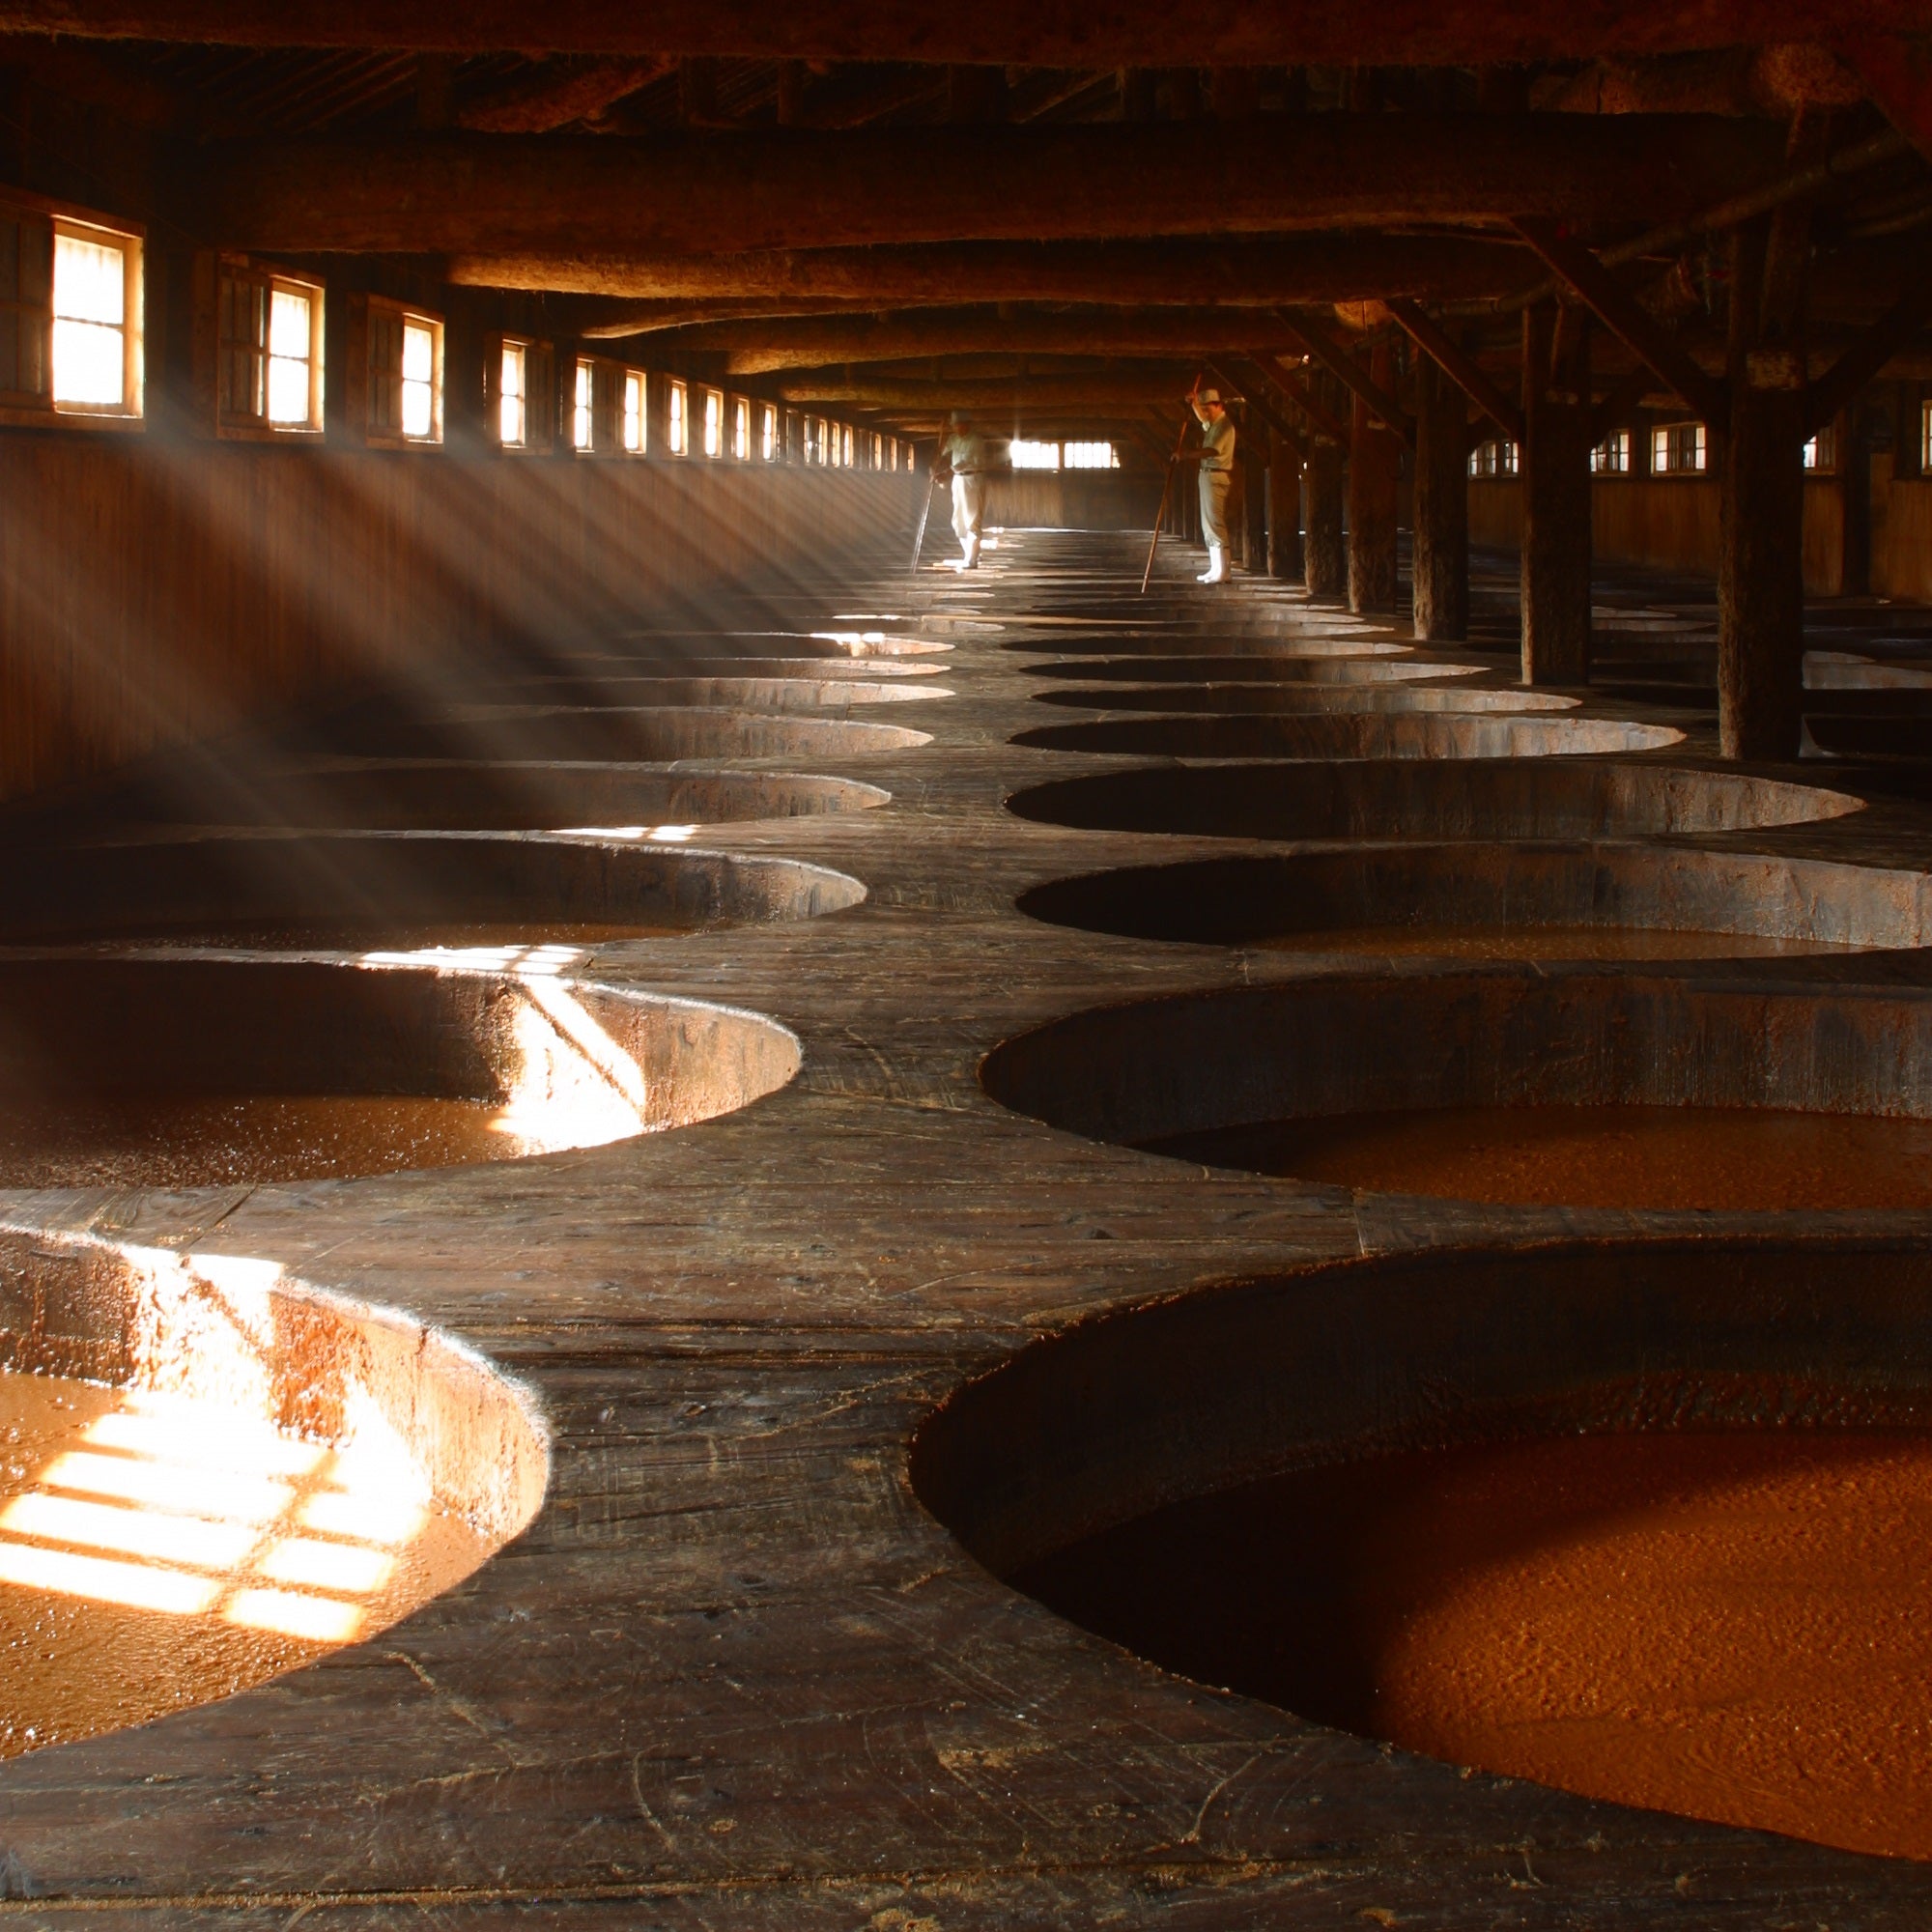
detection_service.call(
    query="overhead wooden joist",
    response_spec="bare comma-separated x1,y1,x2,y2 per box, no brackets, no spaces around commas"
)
1384,299,1525,444
542,237,1545,314
771,371,1193,411
204,116,1783,256
654,309,1311,375
7,0,1924,68
1278,311,1416,450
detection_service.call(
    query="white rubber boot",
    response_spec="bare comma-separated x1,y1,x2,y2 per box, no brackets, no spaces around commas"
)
961,533,981,570
1198,543,1228,584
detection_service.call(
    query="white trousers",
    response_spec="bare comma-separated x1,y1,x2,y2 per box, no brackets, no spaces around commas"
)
1198,468,1233,548
951,472,986,546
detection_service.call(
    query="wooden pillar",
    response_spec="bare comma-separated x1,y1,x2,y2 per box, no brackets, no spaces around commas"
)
1347,339,1400,614
1268,433,1303,580
1839,407,1871,597
1719,216,1807,761
1411,352,1469,640
1243,433,1269,571
1303,432,1346,598
1520,301,1593,684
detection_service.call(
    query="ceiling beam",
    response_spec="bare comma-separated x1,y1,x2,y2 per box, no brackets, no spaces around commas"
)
6,2,1923,67
499,236,1542,312
455,55,670,131
1384,298,1524,442
773,371,1194,409
1277,310,1416,449
661,308,1308,373
204,116,1782,256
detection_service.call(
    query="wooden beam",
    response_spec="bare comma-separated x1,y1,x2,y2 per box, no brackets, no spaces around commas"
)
1278,311,1415,450
8,1,1925,67
1265,358,1354,447
773,371,1194,409
474,235,1546,311
1384,298,1523,444
1201,357,1305,463
1807,252,1932,431
456,56,670,132
1841,32,1932,162
668,309,1307,374
205,117,1782,256
1511,216,1730,428
1589,362,1655,445
0,32,179,127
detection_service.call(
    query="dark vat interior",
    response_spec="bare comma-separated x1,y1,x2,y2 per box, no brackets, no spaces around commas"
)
1005,760,1865,841
1031,684,1575,715
980,969,1932,1209
1012,714,1684,759
0,835,866,947
910,1241,1932,1861
1016,848,1928,959
300,704,933,763
0,955,800,1186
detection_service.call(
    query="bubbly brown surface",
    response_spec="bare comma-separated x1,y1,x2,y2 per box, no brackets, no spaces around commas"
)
1249,923,1861,960
1145,1105,1932,1209
0,1094,534,1188
0,1372,490,1757
1015,1430,1932,1861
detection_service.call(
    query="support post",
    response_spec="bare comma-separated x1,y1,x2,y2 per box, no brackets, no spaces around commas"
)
1411,352,1470,640
1243,433,1269,570
1348,338,1401,613
1303,367,1347,597
1520,301,1594,683
1269,431,1303,580
1718,215,1807,760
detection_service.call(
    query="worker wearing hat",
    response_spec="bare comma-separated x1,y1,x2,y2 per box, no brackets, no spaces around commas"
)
1175,387,1237,583
933,410,991,570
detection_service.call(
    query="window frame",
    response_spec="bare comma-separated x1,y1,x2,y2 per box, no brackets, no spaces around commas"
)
621,367,647,455
1802,423,1837,474
665,378,689,456
348,294,444,450
0,190,145,432
486,334,554,454
200,253,325,442
1652,420,1708,476
1590,427,1631,476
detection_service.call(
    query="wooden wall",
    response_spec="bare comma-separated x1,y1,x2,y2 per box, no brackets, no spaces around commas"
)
984,471,1164,530
0,435,923,803
1877,477,1932,607
1468,476,1854,597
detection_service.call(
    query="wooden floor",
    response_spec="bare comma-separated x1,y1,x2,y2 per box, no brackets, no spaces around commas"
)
7,526,1932,1924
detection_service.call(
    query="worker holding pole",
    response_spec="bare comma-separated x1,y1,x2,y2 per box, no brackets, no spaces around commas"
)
1173,386,1238,583
932,409,991,571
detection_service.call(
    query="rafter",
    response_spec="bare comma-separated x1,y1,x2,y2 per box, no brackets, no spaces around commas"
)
1277,311,1415,450
1807,251,1932,431
455,55,669,131
1384,298,1523,444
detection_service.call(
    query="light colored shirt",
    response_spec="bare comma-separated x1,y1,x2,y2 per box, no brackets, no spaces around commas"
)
1197,413,1236,472
942,429,990,474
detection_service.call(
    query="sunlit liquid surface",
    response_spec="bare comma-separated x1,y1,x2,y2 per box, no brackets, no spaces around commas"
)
1247,924,1865,961
1016,1431,1932,1861
0,1372,488,1756
0,1094,541,1188
1144,1106,1932,1208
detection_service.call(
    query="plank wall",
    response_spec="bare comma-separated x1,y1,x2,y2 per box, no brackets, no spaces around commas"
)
0,435,923,803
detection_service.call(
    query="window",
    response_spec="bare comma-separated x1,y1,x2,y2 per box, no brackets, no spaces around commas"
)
623,370,645,454
53,225,140,415
667,379,687,455
1065,440,1120,469
485,336,551,452
498,340,528,447
1803,424,1836,472
1591,428,1630,475
0,196,142,426
804,416,820,464
353,297,442,446
1923,397,1931,473
206,258,324,438
841,423,854,467
1652,421,1706,474
1010,439,1059,469
572,358,595,450
733,396,750,461
701,387,722,458
760,402,779,461
1468,440,1519,478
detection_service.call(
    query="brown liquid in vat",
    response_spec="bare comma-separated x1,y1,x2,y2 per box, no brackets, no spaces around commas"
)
1249,924,1861,961
0,1371,490,1757
0,1094,538,1189
123,921,686,951
1015,1431,1932,1861
1145,1105,1932,1209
